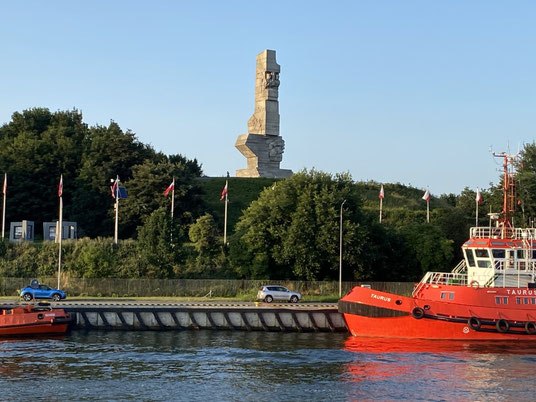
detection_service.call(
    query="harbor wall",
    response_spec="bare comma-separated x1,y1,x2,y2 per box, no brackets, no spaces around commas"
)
0,278,414,298
64,304,348,333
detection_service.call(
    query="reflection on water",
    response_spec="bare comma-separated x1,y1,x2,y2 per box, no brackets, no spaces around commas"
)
0,331,535,401
343,336,536,401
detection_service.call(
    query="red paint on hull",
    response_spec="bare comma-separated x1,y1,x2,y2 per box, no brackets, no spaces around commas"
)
343,313,532,340
0,305,71,337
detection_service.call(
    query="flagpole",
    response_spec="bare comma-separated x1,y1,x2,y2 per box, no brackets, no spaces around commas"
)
476,198,479,227
58,195,63,289
2,173,6,240
426,200,430,223
171,177,175,220
114,176,119,245
379,197,383,224
58,175,63,290
223,183,228,245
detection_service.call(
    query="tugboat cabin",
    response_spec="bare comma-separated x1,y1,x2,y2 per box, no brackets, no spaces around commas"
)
463,227,536,288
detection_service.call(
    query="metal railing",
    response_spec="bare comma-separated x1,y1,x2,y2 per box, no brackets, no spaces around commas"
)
452,260,467,274
412,272,468,296
470,226,536,240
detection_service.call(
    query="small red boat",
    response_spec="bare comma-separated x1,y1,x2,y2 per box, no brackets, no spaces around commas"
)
0,303,71,337
340,152,536,340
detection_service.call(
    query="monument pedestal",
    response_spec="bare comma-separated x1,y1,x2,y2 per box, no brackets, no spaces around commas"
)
235,133,292,178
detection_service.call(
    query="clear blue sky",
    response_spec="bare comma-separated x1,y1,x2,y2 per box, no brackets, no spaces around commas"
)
1,1,535,195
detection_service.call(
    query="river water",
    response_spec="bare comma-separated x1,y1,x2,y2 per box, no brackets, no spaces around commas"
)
1,330,535,401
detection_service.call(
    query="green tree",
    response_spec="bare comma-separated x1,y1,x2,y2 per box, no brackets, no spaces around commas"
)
120,156,204,237
70,122,155,237
136,207,181,278
0,108,87,231
232,170,368,280
399,223,454,277
187,213,226,276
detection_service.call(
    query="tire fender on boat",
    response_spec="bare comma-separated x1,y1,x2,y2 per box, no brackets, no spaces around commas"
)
496,319,510,333
411,307,425,319
468,316,481,331
470,280,480,289
525,321,536,335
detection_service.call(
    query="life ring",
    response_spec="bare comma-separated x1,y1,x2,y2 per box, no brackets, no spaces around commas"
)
468,316,481,331
411,307,425,319
525,321,536,335
496,319,510,333
470,280,480,289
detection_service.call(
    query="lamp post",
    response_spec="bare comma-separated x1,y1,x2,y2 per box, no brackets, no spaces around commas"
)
339,199,346,297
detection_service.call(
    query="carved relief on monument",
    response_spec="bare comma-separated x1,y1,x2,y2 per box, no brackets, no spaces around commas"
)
235,50,291,179
268,136,284,162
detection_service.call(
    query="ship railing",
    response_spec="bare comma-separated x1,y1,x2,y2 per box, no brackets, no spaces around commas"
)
451,260,467,274
412,272,468,296
470,226,536,240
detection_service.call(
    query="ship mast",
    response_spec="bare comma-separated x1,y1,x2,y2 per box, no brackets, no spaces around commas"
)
493,152,518,234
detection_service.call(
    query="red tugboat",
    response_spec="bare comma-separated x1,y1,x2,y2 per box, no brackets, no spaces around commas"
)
339,152,536,340
0,303,71,337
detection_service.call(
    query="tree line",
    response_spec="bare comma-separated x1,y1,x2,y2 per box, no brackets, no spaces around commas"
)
0,108,532,282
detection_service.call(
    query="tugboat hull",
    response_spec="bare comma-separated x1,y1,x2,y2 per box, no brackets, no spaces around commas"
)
0,305,71,337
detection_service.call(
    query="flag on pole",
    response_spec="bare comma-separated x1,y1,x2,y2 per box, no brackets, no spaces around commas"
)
111,178,118,198
2,173,6,196
422,187,431,223
476,188,483,205
379,184,384,199
422,188,430,202
220,181,228,201
58,175,63,197
164,180,174,197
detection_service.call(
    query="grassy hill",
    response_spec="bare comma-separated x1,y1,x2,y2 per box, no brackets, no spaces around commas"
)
197,177,453,236
197,177,279,234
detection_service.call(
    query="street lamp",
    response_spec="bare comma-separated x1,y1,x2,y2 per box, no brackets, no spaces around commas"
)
339,199,346,297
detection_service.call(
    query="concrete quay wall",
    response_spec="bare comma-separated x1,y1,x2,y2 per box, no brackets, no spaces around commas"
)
64,303,348,332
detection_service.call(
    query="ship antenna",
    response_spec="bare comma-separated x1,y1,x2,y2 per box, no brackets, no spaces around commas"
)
492,152,519,237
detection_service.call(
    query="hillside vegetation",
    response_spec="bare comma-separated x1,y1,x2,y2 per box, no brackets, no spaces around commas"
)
1,107,527,283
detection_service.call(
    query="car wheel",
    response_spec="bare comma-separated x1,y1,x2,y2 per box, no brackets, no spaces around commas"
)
23,293,33,302
264,295,273,303
290,295,299,303
52,294,61,302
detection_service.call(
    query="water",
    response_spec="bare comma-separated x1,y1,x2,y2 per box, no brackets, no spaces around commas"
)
1,330,536,401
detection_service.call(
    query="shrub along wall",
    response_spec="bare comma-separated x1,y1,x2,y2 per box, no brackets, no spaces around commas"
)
0,278,415,298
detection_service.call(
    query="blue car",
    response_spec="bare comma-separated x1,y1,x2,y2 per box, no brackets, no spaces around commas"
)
20,281,67,302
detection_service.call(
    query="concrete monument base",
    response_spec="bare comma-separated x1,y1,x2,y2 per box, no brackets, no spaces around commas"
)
235,133,292,178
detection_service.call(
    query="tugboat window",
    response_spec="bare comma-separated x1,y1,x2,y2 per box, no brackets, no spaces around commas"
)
464,249,475,267
475,249,489,258
477,260,491,268
492,249,505,259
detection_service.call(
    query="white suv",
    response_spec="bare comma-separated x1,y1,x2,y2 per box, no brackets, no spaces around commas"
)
257,285,301,303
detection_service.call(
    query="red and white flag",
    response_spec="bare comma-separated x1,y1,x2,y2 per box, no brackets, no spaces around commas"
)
2,173,6,196
422,188,430,202
58,175,63,197
164,180,174,197
111,178,118,198
220,181,228,201
379,184,384,199
476,188,483,204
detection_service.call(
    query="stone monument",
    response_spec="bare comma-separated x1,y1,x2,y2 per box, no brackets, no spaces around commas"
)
235,50,292,178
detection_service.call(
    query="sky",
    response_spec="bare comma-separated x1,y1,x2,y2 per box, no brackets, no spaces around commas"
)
1,1,535,195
